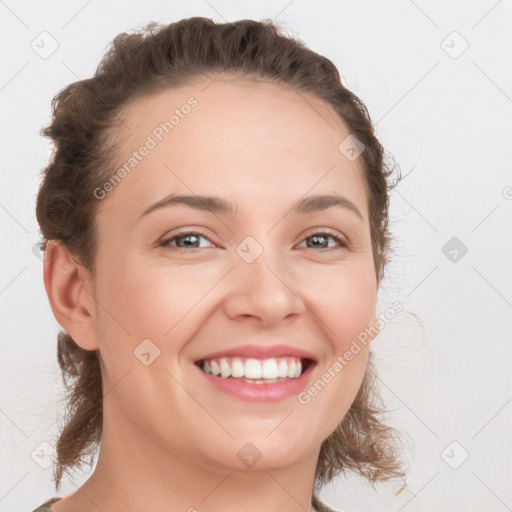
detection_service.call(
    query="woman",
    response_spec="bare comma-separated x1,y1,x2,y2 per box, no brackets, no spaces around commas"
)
33,16,404,512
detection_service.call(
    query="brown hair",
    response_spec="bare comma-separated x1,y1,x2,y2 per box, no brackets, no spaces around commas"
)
36,17,405,491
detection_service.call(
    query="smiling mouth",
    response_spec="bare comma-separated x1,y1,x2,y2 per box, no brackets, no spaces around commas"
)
194,356,315,384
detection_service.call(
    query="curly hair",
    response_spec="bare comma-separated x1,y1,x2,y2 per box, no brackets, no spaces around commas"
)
35,16,405,492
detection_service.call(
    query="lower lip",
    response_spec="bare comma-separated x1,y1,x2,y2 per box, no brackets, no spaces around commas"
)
195,363,315,402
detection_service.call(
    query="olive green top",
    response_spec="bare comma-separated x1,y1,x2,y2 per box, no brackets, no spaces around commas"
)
31,494,339,511
31,497,61,512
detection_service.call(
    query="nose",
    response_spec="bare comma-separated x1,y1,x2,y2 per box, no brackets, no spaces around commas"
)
222,245,306,327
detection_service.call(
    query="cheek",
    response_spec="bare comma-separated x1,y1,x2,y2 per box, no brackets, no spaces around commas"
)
298,262,376,427
306,260,377,347
92,254,216,362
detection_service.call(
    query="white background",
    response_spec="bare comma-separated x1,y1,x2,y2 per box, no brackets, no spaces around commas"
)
1,1,511,511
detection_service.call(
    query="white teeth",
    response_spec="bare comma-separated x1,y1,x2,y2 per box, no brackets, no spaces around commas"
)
210,360,220,376
220,358,231,378
199,356,307,381
287,360,296,378
244,359,262,379
262,359,278,379
277,360,288,378
231,358,245,377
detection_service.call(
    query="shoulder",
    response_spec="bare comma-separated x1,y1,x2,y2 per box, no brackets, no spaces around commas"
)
30,497,62,512
312,494,342,512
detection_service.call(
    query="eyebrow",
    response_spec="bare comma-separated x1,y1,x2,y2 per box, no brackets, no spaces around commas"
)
138,193,364,221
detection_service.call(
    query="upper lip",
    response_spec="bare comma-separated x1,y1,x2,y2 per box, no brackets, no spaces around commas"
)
195,344,316,362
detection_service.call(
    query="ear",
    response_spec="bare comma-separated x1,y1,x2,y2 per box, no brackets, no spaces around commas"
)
43,240,99,350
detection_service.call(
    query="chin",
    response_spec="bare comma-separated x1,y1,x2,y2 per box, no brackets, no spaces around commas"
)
205,429,319,473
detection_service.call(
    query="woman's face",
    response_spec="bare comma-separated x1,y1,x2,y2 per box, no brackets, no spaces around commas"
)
87,76,378,473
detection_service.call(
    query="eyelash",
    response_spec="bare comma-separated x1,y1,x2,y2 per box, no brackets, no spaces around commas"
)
159,229,349,252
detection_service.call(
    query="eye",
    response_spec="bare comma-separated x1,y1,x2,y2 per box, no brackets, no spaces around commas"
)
159,229,349,252
297,230,348,251
159,231,215,250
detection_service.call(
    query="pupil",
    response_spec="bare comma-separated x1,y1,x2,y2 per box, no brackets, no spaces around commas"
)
180,235,198,247
310,235,327,248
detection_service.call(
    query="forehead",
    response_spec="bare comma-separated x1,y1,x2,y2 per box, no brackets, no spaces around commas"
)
98,76,368,222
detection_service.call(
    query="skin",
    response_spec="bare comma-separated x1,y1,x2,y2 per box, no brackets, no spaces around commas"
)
44,75,379,512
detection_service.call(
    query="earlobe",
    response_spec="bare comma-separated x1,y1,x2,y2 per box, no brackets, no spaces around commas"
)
43,240,99,351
